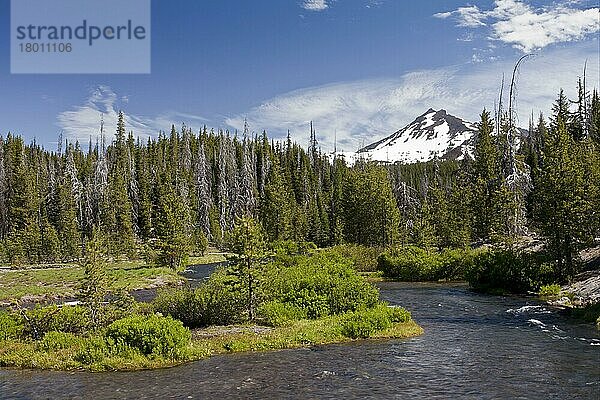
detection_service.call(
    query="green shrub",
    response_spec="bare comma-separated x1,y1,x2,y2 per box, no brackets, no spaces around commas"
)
195,271,245,325
38,331,81,352
265,253,380,319
327,276,379,314
438,248,477,280
155,254,380,326
539,284,561,297
388,306,411,323
258,301,307,327
153,269,245,328
152,287,206,328
271,240,317,256
23,305,91,338
285,288,330,319
465,249,555,294
193,229,209,256
105,314,191,359
377,246,442,281
320,245,381,272
75,336,109,365
0,311,24,340
378,246,481,281
143,243,160,266
341,304,393,339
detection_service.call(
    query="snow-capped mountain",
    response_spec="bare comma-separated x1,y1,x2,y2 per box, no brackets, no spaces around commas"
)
354,108,478,164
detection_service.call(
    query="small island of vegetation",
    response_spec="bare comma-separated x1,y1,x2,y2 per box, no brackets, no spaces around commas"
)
0,218,421,371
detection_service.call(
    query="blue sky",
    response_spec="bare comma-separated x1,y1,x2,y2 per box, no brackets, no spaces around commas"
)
0,0,598,151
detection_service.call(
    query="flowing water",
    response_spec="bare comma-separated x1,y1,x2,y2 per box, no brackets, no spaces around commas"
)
1,280,598,399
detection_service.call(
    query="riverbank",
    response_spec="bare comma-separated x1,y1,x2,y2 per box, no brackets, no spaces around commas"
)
0,316,422,372
0,254,226,306
546,268,600,328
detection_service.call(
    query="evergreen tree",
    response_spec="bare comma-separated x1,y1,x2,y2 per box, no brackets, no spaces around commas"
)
195,141,212,238
39,218,60,262
260,162,294,242
470,110,502,242
590,90,600,145
226,216,266,321
534,111,589,281
106,111,135,256
54,163,81,260
79,229,108,329
412,195,437,249
153,176,191,270
341,164,400,246
0,138,7,240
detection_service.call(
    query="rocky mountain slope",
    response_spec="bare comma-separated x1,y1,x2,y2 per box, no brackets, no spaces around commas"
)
355,108,478,163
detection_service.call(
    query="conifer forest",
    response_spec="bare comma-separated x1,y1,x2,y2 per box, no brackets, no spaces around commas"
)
1,80,598,286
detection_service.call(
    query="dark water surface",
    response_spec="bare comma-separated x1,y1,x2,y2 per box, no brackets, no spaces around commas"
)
1,281,598,399
131,261,224,303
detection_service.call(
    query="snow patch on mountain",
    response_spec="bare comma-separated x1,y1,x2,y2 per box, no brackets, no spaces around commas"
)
330,109,479,165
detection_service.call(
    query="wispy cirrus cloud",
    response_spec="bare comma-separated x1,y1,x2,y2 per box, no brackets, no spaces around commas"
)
435,0,600,52
57,85,208,144
226,42,598,152
300,1,387,13
301,0,329,12
435,6,487,28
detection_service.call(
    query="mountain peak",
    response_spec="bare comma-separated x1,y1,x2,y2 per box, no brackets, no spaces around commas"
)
356,109,478,163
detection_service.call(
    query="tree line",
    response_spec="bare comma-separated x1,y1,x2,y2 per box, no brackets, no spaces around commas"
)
0,112,400,267
1,79,598,282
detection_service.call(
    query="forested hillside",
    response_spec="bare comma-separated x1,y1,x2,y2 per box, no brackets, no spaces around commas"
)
1,82,599,283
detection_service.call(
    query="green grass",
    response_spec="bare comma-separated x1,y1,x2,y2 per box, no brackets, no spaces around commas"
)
0,266,83,301
0,317,423,372
0,253,228,303
0,261,185,303
187,253,227,265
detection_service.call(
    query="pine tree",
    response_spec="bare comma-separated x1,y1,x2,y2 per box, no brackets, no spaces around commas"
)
470,110,502,242
153,175,191,270
446,167,472,247
55,177,81,260
39,218,60,263
260,162,293,242
534,109,588,281
590,90,600,145
341,164,400,246
226,216,266,321
79,229,108,329
4,136,40,263
195,141,212,238
134,143,153,239
0,137,7,240
412,195,437,249
106,112,135,256
426,181,450,248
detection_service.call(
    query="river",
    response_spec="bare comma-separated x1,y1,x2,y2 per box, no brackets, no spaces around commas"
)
1,278,598,399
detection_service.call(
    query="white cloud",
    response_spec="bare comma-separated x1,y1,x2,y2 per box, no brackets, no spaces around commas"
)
301,0,329,11
366,0,384,9
226,42,598,152
57,85,208,144
435,0,600,52
435,6,486,28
